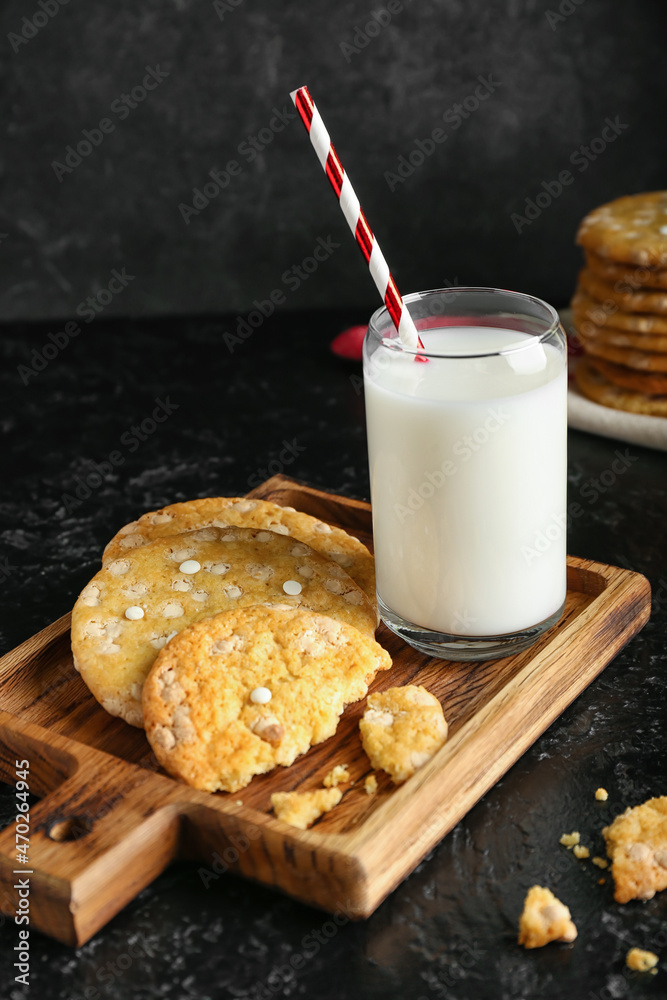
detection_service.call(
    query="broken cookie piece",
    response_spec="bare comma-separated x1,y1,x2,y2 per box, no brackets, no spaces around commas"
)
271,787,342,830
602,795,667,903
359,685,448,784
518,886,577,949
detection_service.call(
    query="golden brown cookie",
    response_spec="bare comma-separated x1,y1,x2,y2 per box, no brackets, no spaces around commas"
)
575,359,667,416
574,332,667,372
72,526,377,727
602,795,667,903
572,292,667,334
142,605,392,793
585,250,667,290
271,788,342,829
359,685,448,784
518,886,577,949
578,268,667,315
576,191,667,266
586,357,667,394
103,496,375,604
571,311,667,353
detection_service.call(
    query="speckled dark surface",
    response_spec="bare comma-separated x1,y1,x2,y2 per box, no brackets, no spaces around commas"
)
2,0,667,322
1,312,666,999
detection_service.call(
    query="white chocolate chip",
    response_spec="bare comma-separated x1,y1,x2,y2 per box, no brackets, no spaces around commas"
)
171,548,196,562
314,521,332,533
330,552,353,568
151,512,173,525
324,578,344,594
107,559,131,576
246,563,274,583
250,715,284,744
125,605,145,620
80,583,101,607
255,531,275,542
187,527,217,541
265,522,289,535
119,534,144,550
191,589,209,602
118,521,140,535
290,543,310,557
205,561,230,575
282,579,302,596
224,585,243,600
172,578,193,592
162,601,185,618
364,708,394,727
250,686,272,704
228,500,256,512
626,842,652,862
130,682,144,701
344,590,363,605
152,725,176,751
179,559,201,574
211,634,245,654
123,582,148,599
298,565,314,579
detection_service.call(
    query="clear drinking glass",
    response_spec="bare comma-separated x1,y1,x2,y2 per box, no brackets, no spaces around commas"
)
363,286,568,661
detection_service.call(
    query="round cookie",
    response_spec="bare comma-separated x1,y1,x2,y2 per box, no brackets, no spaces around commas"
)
574,333,667,372
574,358,667,416
359,685,448,784
584,357,667,395
578,268,667,315
571,292,667,334
72,526,377,727
585,250,667,291
576,191,667,266
142,606,392,793
572,312,667,353
103,497,375,604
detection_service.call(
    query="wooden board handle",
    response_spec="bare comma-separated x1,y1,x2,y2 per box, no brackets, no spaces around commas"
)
0,711,183,945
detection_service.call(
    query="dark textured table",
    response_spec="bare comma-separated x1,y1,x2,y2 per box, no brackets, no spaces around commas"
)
1,311,665,1000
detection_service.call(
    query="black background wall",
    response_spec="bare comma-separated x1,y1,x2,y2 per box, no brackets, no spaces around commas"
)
2,0,666,324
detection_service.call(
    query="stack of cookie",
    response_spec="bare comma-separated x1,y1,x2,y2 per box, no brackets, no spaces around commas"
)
571,191,667,416
71,497,391,793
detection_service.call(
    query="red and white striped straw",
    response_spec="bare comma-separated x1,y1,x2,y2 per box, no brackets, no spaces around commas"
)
291,85,421,350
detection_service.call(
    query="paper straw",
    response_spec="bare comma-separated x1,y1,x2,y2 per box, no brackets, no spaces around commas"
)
291,85,421,351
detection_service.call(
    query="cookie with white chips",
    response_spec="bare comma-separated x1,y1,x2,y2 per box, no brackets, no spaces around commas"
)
71,525,377,727
102,497,375,604
359,685,448,784
142,605,392,793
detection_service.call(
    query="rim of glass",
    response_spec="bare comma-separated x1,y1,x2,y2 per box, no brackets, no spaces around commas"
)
367,286,562,359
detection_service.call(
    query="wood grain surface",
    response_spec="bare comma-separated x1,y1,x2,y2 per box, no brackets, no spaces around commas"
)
0,476,652,945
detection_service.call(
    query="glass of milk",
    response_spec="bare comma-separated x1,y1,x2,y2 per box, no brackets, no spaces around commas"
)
363,286,567,660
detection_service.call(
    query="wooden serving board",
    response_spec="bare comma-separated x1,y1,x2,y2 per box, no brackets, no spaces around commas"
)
0,476,652,946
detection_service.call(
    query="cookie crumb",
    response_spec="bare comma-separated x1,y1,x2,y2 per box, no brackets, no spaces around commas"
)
559,831,580,849
573,844,590,860
595,787,609,801
518,886,577,949
603,795,667,903
592,856,609,869
364,774,378,796
626,947,659,973
359,685,448,784
271,788,342,830
323,764,350,788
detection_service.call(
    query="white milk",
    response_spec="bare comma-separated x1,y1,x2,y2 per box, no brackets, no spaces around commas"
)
364,327,567,636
